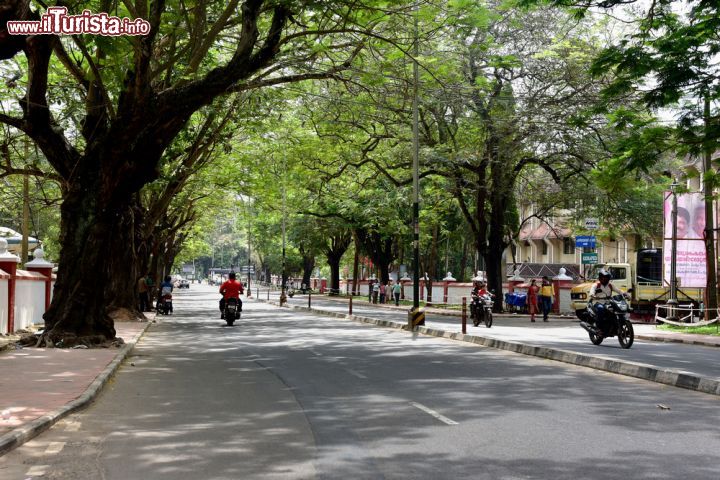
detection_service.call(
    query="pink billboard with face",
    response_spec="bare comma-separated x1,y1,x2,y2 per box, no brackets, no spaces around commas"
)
663,191,708,288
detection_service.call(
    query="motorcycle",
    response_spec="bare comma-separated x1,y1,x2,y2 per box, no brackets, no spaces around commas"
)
471,293,493,328
157,294,173,315
579,294,634,349
224,297,241,326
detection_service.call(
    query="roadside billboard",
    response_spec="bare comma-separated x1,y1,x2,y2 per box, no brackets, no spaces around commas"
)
663,192,708,288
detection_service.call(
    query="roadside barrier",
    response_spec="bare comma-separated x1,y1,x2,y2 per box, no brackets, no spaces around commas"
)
655,304,720,328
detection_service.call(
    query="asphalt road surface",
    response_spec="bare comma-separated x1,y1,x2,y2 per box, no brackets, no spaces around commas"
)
2,285,719,479
273,291,720,381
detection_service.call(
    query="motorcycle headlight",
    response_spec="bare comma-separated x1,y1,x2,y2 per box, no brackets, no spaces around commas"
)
619,304,627,311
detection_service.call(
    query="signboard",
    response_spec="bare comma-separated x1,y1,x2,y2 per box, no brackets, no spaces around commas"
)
582,253,598,265
238,265,256,274
575,235,596,248
584,218,599,230
663,191,712,288
182,264,195,274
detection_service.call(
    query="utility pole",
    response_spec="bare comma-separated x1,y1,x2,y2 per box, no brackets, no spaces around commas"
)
667,181,679,319
703,93,718,319
408,3,424,328
280,152,288,306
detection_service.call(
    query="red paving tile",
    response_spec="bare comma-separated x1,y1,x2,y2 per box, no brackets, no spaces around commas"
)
0,322,147,435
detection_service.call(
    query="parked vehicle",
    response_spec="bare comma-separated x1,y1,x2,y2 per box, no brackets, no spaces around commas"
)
471,293,493,328
578,294,634,349
570,249,703,322
157,294,173,315
224,297,241,326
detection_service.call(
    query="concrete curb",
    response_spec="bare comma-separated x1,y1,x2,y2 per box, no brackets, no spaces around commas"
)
0,320,153,456
635,334,720,348
261,299,720,397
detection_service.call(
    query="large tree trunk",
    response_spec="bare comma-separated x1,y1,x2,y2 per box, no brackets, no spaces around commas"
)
325,232,351,296
301,252,314,288
328,256,342,295
42,181,123,346
355,229,395,284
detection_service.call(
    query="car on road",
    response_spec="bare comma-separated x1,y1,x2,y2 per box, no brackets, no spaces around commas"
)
177,279,190,289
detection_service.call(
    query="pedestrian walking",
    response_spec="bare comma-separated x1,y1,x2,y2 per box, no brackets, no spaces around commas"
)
368,280,374,302
527,279,539,322
539,276,554,322
385,282,392,305
392,281,402,306
372,281,380,304
379,282,387,304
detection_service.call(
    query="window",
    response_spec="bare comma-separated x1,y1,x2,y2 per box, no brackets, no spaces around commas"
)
542,242,548,255
563,237,574,255
609,267,627,280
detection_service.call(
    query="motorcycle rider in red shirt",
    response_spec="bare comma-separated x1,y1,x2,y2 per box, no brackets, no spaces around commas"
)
219,272,244,318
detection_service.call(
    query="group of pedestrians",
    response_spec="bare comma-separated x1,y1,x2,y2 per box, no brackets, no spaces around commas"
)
369,279,402,306
526,276,554,322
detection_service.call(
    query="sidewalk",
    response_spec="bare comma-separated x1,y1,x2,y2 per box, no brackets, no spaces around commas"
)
0,319,151,455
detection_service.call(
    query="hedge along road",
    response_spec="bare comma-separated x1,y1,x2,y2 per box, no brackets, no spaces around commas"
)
267,290,720,387
1,285,719,480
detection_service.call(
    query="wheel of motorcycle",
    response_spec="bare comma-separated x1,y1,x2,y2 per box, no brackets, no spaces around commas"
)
472,315,480,327
618,320,634,349
484,311,493,328
589,331,604,345
226,316,235,326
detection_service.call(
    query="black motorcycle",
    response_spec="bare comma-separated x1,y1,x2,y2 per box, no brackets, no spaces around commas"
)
224,297,241,326
157,294,173,315
471,293,493,328
579,294,634,349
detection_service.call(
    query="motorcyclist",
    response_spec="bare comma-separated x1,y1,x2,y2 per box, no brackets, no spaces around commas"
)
219,272,244,319
158,275,174,313
589,269,627,335
470,280,491,319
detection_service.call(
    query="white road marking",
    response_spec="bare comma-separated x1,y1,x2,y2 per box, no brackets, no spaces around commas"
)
25,465,49,476
410,402,458,425
44,441,66,455
345,369,367,379
310,349,322,357
65,421,81,432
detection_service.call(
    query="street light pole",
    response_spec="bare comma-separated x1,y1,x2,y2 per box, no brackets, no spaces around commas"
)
668,179,679,319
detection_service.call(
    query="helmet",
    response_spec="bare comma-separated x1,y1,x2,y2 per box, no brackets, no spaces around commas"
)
598,269,612,283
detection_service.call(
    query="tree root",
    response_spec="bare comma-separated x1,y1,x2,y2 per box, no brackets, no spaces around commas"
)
30,331,121,349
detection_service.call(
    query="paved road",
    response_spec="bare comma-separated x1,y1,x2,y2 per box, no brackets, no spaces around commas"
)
2,286,719,479
268,291,720,381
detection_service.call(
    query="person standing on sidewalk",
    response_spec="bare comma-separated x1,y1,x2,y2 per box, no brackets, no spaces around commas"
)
392,281,402,305
527,279,539,322
372,281,380,304
379,282,386,304
137,275,149,312
539,276,554,322
385,282,393,305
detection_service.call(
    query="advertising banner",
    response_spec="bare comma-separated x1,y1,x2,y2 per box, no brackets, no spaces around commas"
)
663,192,708,288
